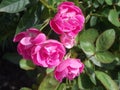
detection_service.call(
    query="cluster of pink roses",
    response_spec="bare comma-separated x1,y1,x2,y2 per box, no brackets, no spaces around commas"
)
13,1,85,82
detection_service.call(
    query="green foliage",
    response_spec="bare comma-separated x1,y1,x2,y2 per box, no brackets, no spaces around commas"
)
108,9,120,27
95,71,119,90
96,29,115,51
95,51,115,63
105,0,113,5
0,0,29,13
38,72,60,90
19,59,36,70
0,0,120,90
20,87,32,90
80,29,98,56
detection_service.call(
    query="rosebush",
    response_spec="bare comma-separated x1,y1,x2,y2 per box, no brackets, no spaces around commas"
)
0,0,120,90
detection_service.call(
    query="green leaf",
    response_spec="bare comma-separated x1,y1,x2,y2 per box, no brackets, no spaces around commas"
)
80,29,99,43
46,68,54,74
20,87,32,90
105,0,112,5
78,73,93,89
95,71,119,90
80,29,99,56
118,72,120,87
95,51,115,63
85,15,90,23
57,83,66,90
38,72,60,90
97,0,104,5
90,16,97,27
85,60,94,70
19,59,36,70
80,42,95,56
117,1,120,6
0,0,29,13
90,56,102,67
108,9,120,27
93,1,99,8
72,80,79,90
85,60,96,85
96,29,115,51
92,86,104,90
15,5,39,34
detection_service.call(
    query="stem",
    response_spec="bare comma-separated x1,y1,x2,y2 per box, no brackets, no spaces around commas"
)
40,0,55,11
47,30,52,37
87,53,96,60
68,80,72,85
40,18,50,30
90,13,105,17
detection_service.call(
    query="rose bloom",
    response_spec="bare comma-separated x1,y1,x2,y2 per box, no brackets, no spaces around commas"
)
50,1,85,36
31,40,66,68
13,28,46,60
60,33,76,49
54,58,84,82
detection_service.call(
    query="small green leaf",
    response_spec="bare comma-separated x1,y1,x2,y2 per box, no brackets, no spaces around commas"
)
90,16,97,27
118,72,120,87
85,60,96,85
97,0,104,5
46,68,54,74
105,0,112,5
108,9,120,27
96,29,115,51
80,29,99,43
85,60,94,70
90,56,102,67
95,51,115,63
15,5,40,34
57,83,66,90
95,71,119,90
0,0,29,13
80,42,95,56
20,87,32,90
19,59,36,70
80,29,99,56
93,1,99,8
117,1,120,6
92,86,104,90
85,15,90,23
72,80,79,90
38,72,60,90
78,74,93,89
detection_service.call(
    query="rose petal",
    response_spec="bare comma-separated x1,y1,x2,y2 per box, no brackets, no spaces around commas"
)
13,32,26,42
20,37,32,45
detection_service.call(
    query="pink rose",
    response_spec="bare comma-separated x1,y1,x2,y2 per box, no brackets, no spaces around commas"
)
31,40,66,68
54,58,84,82
13,28,46,60
60,33,76,49
50,1,85,36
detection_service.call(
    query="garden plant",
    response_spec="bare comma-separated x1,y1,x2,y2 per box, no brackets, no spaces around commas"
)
0,0,120,90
